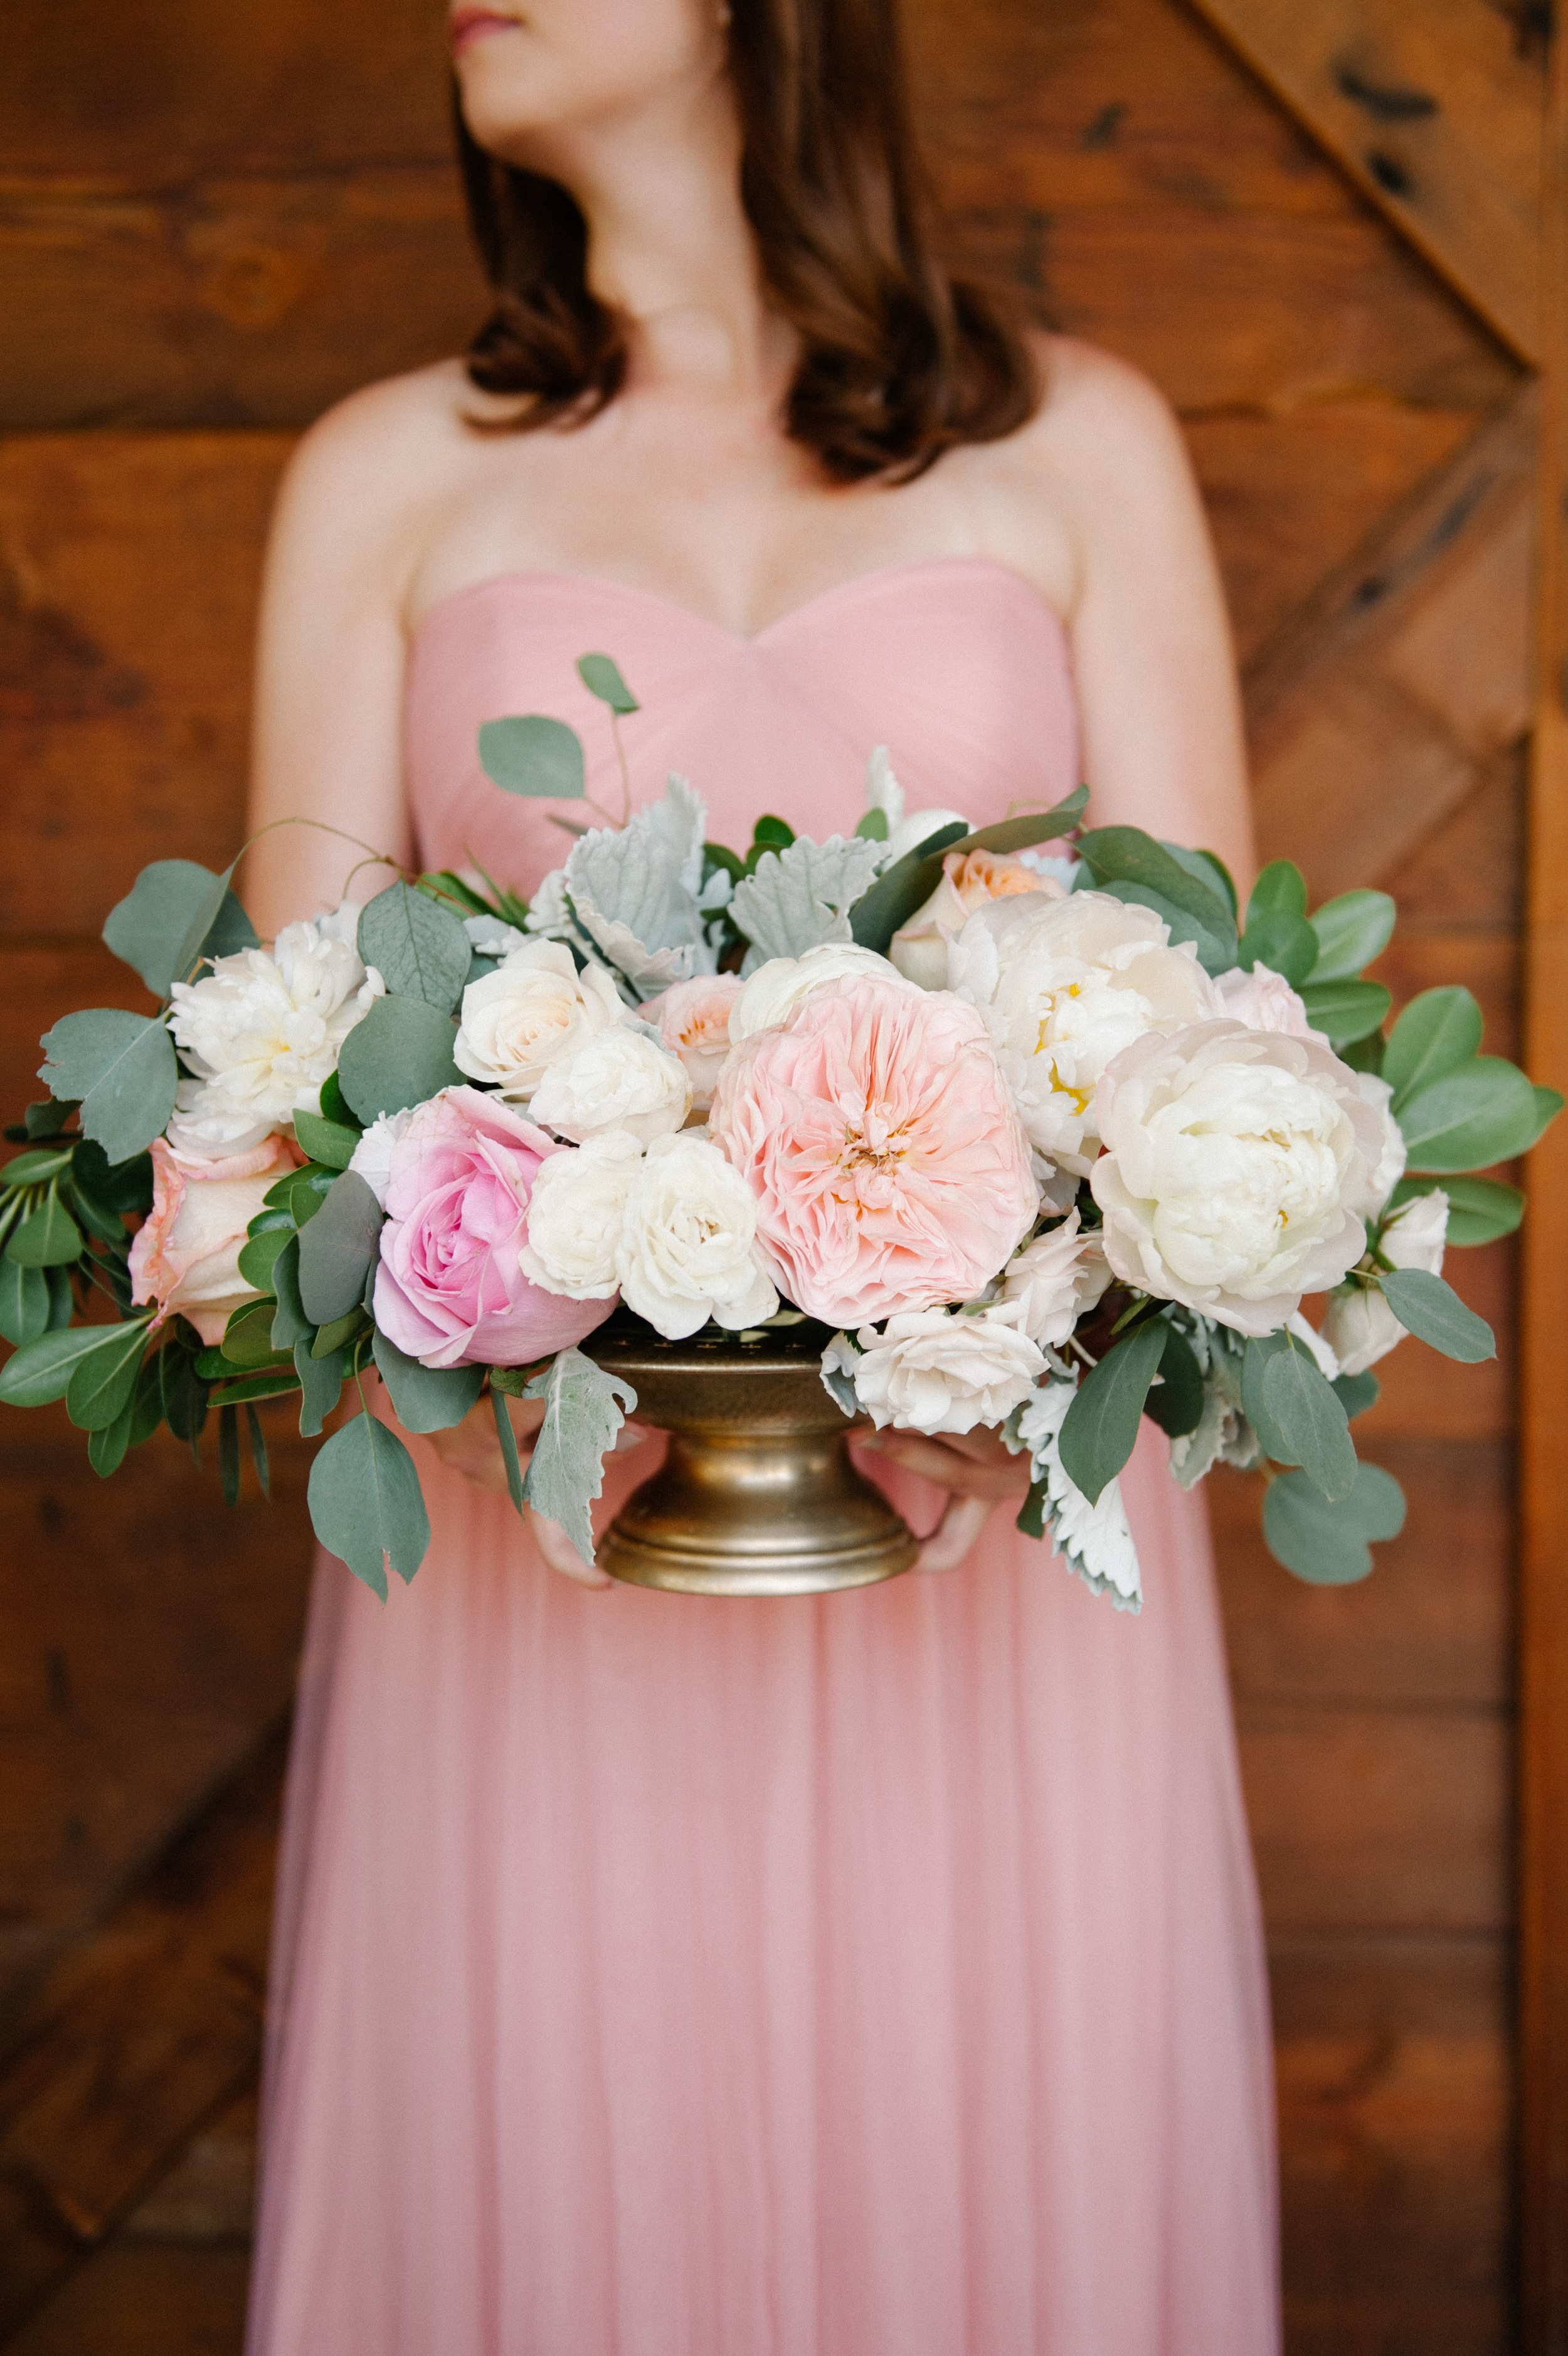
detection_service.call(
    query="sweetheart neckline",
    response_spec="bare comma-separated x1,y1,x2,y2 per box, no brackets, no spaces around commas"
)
408,553,1070,654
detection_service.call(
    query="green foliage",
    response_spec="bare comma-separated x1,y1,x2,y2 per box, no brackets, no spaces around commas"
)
292,1109,359,1169
38,1009,179,1164
1387,1173,1523,1248
1296,977,1392,1046
1240,1331,1295,1465
64,1320,150,1431
575,652,639,714
269,1234,312,1350
372,1333,484,1433
1057,1316,1168,1504
358,879,471,1013
1162,844,1237,920
477,714,586,799
1397,1055,1542,1172
1260,1339,1356,1500
73,1140,153,1216
245,1403,271,1500
159,1339,209,1446
492,1386,527,1515
0,1317,151,1408
294,1339,344,1437
1238,861,1316,985
1382,986,1483,1106
308,1408,432,1599
1,1145,76,1188
1331,1369,1380,1421
336,994,462,1123
235,1224,293,1292
8,1189,83,1267
849,789,1088,954
312,1307,369,1358
0,1259,52,1346
1075,823,1238,974
1263,1462,1406,1583
1141,1320,1204,1439
521,1347,639,1563
318,1070,362,1130
1305,889,1396,983
102,859,257,998
854,807,889,841
297,1172,383,1325
1378,1268,1496,1362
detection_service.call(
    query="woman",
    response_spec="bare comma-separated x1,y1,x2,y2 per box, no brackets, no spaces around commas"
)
244,1,1279,2348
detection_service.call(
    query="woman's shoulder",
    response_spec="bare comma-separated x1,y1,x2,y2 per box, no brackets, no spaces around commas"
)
283,358,506,499
997,332,1192,492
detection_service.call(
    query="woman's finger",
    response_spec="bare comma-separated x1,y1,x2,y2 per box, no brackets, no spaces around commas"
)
861,1428,1029,1500
914,1492,996,1575
528,1505,615,1589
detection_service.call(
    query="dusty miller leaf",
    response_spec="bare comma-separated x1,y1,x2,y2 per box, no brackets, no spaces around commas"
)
521,1345,638,1565
729,835,882,962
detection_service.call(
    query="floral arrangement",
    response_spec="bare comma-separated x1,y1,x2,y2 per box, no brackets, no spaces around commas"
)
0,652,1557,1605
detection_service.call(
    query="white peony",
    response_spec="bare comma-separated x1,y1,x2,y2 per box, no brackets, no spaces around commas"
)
529,1027,692,1145
1355,1069,1408,1210
948,891,1221,1175
993,1209,1113,1347
1214,961,1315,1040
1322,1188,1449,1376
168,904,383,1138
828,1308,1046,1437
346,1106,415,1211
1090,1018,1389,1337
453,939,623,1099
728,942,911,1041
615,1132,778,1339
888,848,1057,992
519,1128,643,1300
1009,1380,1141,1609
163,1078,279,1162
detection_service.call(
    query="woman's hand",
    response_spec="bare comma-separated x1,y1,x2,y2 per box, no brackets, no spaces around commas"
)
425,1391,651,1590
857,1424,1031,1575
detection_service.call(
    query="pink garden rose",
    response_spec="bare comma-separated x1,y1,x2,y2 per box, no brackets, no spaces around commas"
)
640,974,744,1110
130,1132,302,1344
374,1086,614,1367
708,974,1038,1327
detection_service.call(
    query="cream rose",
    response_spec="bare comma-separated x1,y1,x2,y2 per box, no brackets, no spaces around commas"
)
167,905,382,1139
614,1133,777,1339
948,891,1221,1174
529,1027,692,1145
1089,1018,1389,1337
640,974,743,1110
993,1208,1113,1347
889,849,1058,991
453,940,623,1098
128,1133,302,1345
519,1128,644,1300
828,1308,1046,1437
1322,1189,1449,1376
729,942,911,1042
1214,961,1315,1040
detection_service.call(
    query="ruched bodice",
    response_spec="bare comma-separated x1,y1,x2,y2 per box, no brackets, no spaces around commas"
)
249,560,1279,2356
404,558,1081,883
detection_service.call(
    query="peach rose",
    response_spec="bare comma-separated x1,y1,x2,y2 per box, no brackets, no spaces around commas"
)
709,974,1038,1327
889,848,1058,989
129,1132,303,1345
638,974,744,1111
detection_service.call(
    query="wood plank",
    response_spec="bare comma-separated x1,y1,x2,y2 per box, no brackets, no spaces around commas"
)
1236,1702,1510,1933
1186,0,1545,361
3,2243,249,2356
0,1722,284,2339
1519,8,1568,2343
120,2088,256,2247
1245,388,1537,899
1212,1438,1511,1711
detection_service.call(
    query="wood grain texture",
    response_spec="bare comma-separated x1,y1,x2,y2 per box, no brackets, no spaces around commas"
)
3,2245,250,2356
1186,0,1545,360
1519,6,1568,2343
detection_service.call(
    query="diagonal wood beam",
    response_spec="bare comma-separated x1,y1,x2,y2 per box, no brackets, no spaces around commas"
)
0,1719,287,2344
1243,383,1536,899
1185,0,1545,362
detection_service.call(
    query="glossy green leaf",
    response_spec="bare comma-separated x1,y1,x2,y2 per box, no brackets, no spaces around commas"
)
477,714,586,799
1263,1462,1406,1583
1297,977,1392,1046
127,1354,166,1448
292,1109,359,1169
8,1191,83,1267
1162,843,1238,920
72,1140,154,1216
358,879,471,1014
308,1410,432,1598
854,807,889,841
1261,1341,1357,1501
1528,1085,1565,1149
0,1259,50,1346
0,1317,151,1408
848,821,972,952
269,1234,312,1350
1141,1321,1204,1439
38,1009,179,1164
1244,859,1308,923
65,1319,150,1431
298,1171,383,1325
1076,826,1238,965
159,1343,209,1444
207,1368,301,1406
235,1224,293,1293
336,994,463,1124
318,1069,363,1131
312,1307,368,1358
87,1388,137,1478
102,859,258,999
1397,1055,1540,1172
1241,861,1316,980
1,1145,75,1188
1305,888,1396,983
575,652,639,714
1057,1317,1168,1505
372,1332,484,1434
1382,986,1484,1106
294,1338,344,1437
1379,1268,1495,1362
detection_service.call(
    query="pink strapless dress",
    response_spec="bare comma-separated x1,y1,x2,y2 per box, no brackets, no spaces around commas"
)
247,559,1279,2356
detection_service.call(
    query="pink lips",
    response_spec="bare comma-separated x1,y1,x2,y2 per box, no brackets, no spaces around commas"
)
450,8,517,55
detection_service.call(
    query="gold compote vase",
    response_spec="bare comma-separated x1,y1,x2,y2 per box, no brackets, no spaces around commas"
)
583,1312,917,1597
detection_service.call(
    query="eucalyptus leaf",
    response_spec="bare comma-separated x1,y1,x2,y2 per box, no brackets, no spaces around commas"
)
847,822,970,952
1141,1322,1204,1439
1075,827,1238,965
1261,1342,1357,1501
1397,1055,1540,1172
1379,1268,1496,1362
159,1344,209,1445
292,1109,360,1169
0,1317,151,1408
1263,1462,1406,1583
1382,986,1484,1106
1306,888,1396,983
575,652,639,714
235,1224,292,1293
169,859,248,992
336,994,463,1124
1240,1331,1296,1465
208,1368,302,1406
1057,1317,1168,1505
102,859,258,999
372,1332,484,1433
0,1259,50,1347
1332,1369,1380,1421
1162,843,1237,920
478,714,586,799
38,1009,179,1164
313,1308,369,1358
298,1171,383,1325
295,1339,344,1437
308,1411,432,1598
64,1319,150,1431
319,1070,363,1131
358,879,471,1013
269,1234,312,1350
1297,977,1392,1046
8,1192,84,1268
220,1300,290,1370
522,1345,639,1564
1386,1173,1524,1248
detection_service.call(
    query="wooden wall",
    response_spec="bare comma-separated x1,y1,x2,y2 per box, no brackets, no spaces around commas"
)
0,3,1543,2348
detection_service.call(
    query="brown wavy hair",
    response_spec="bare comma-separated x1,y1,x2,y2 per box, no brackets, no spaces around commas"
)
454,0,1037,483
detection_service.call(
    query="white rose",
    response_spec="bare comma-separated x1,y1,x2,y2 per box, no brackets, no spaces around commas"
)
615,1132,778,1339
519,1129,644,1300
346,1106,416,1211
1322,1189,1449,1376
163,1077,278,1162
453,939,623,1098
729,942,912,1041
1090,1018,1389,1337
529,1027,692,1145
1214,961,1315,1040
948,891,1221,1175
167,903,383,1134
993,1208,1113,1347
1355,1069,1407,1209
839,1307,1046,1436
